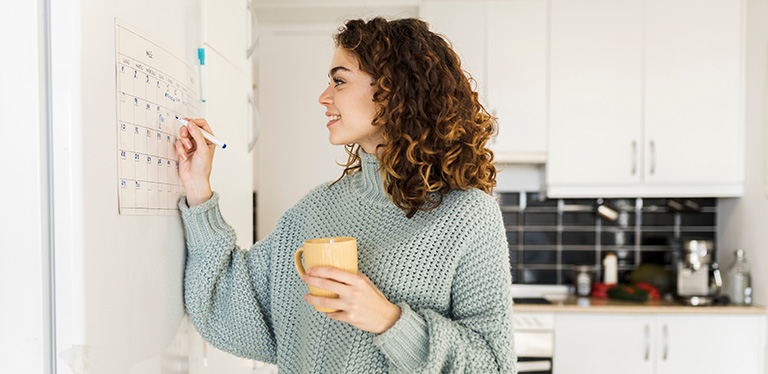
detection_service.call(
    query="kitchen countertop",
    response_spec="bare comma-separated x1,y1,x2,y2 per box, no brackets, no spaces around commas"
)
513,295,767,315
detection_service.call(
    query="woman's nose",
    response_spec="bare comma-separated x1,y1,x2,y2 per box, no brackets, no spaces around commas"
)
318,85,333,106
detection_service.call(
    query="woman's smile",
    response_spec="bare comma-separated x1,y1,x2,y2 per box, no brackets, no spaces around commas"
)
326,113,341,127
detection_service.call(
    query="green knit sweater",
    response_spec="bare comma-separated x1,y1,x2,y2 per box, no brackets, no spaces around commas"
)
179,151,517,373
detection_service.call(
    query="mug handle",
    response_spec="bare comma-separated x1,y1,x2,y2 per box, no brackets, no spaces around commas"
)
294,247,306,276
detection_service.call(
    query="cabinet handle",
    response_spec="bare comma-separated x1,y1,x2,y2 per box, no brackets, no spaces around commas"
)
247,93,259,153
246,0,259,58
631,141,637,175
644,324,650,361
649,140,656,175
662,324,669,361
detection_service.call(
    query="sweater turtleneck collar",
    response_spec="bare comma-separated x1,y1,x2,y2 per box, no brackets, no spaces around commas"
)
355,150,392,206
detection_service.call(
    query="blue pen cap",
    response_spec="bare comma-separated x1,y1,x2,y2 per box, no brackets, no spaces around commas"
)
198,48,205,65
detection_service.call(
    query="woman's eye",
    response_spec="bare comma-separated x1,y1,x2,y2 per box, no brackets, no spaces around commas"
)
333,78,345,87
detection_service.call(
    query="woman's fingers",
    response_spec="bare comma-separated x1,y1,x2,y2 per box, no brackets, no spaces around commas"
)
306,267,362,287
185,121,211,154
301,274,350,295
304,294,345,311
187,118,214,135
175,139,188,161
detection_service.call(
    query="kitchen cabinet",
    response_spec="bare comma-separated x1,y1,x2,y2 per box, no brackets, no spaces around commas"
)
420,0,548,163
487,0,548,161
204,48,254,251
553,313,765,374
547,0,745,197
547,0,644,189
188,11,264,374
203,0,255,74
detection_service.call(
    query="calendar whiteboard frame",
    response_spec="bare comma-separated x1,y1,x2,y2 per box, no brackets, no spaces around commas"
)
115,19,200,215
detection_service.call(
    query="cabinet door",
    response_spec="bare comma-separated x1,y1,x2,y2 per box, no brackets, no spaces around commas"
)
643,0,744,189
554,314,654,374
547,0,643,188
206,48,253,251
203,0,251,73
655,315,762,374
419,1,487,102
486,0,547,157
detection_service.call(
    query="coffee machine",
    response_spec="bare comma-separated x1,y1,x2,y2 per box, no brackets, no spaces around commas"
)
675,239,722,306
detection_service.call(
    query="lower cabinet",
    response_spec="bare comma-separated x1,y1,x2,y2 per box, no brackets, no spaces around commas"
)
553,313,765,374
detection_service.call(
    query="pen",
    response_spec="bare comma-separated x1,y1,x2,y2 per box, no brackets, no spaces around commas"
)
176,116,227,149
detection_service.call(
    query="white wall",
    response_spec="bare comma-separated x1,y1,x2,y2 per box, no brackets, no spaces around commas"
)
717,0,768,371
253,5,419,237
0,0,49,372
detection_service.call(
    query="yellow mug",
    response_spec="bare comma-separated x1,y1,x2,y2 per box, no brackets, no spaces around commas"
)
294,237,358,312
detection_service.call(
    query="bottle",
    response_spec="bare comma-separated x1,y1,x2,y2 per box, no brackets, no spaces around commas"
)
726,249,752,305
574,266,594,297
603,253,618,285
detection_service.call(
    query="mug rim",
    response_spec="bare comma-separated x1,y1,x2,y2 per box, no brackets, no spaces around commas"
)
304,236,356,245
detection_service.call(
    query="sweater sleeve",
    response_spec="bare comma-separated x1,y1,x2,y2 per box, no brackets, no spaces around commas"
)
180,192,280,363
372,203,517,373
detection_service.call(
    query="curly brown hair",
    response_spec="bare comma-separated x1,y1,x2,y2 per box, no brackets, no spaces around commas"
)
331,17,497,218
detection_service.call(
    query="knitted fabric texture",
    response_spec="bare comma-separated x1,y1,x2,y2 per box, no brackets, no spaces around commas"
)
180,151,517,373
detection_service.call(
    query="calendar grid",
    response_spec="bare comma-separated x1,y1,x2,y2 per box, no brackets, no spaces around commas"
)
115,20,200,215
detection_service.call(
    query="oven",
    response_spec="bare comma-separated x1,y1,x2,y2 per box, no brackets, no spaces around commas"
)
511,285,568,374
513,312,554,374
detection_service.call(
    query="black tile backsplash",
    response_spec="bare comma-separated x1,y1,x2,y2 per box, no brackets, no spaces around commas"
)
523,250,558,264
562,231,597,246
497,193,718,285
523,231,557,245
502,212,519,226
601,231,636,246
561,250,596,265
562,212,596,226
681,212,716,227
522,269,558,284
506,231,519,245
524,212,558,226
642,212,676,226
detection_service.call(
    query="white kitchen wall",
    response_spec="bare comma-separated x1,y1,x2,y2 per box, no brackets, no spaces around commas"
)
717,0,768,372
252,4,419,238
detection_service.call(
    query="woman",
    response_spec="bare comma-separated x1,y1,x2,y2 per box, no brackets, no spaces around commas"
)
176,18,516,373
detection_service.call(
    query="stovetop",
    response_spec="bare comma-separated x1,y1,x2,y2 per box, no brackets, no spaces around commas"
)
513,297,553,305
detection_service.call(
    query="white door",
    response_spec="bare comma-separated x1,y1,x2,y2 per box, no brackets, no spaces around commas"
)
554,314,654,374
547,0,643,187
643,0,744,186
655,315,762,374
486,0,547,156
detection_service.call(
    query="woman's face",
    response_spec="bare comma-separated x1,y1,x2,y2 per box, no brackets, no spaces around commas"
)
318,48,382,154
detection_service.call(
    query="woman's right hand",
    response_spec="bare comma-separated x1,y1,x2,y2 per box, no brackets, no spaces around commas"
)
175,118,216,207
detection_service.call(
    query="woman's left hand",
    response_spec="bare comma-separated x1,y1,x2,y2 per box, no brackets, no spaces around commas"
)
301,267,401,334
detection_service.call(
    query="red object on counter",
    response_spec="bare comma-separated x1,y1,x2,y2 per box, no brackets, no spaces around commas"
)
591,282,617,298
634,282,661,300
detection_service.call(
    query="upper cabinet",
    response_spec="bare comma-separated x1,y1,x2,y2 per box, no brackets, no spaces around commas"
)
487,0,548,161
643,0,743,188
547,0,745,197
420,0,548,164
203,0,255,74
547,0,644,188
